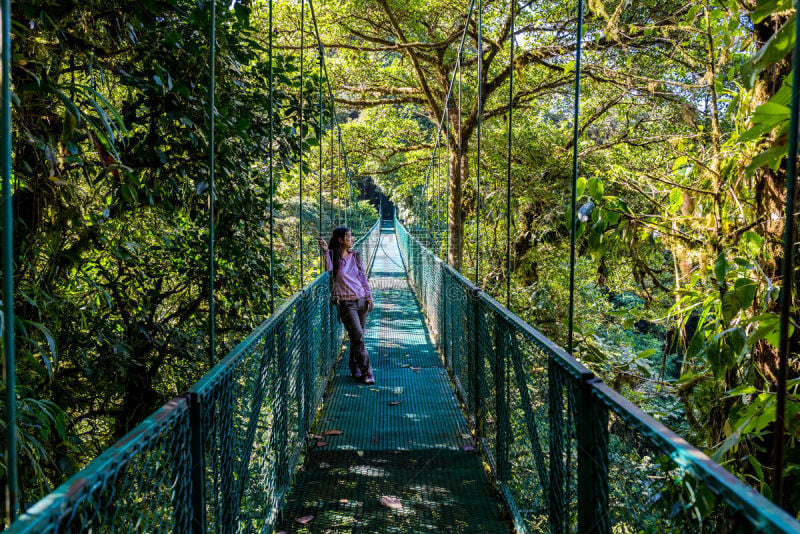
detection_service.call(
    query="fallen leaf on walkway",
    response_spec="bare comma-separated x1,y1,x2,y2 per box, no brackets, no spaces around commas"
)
462,445,475,451
323,429,343,436
369,387,379,392
276,531,287,534
460,433,471,439
411,367,421,372
296,515,314,524
339,498,349,504
389,401,401,406
316,441,328,447
312,434,324,440
380,496,403,510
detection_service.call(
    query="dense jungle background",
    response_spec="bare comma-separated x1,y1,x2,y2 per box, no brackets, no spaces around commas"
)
1,0,799,524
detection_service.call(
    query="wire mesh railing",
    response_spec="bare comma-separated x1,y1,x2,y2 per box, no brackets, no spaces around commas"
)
6,219,380,533
395,216,800,534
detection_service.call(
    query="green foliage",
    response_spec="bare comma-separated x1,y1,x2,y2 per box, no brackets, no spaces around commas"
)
329,0,799,514
4,0,800,521
3,0,377,518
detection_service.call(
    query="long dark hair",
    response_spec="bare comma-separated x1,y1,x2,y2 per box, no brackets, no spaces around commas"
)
329,226,351,279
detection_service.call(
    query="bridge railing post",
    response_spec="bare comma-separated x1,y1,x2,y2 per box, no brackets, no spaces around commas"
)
296,290,310,436
187,391,206,534
219,381,235,533
471,288,485,438
577,378,609,534
495,321,510,483
276,315,290,497
548,361,567,534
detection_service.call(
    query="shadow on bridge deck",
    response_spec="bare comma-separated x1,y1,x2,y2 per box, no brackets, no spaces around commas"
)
276,225,509,533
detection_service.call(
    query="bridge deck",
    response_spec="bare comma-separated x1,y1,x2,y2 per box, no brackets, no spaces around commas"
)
276,222,509,532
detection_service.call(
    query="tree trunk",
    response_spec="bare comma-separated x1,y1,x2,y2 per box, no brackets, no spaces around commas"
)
447,145,468,270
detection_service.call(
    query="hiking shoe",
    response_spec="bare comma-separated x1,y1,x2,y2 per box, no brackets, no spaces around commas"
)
363,371,375,385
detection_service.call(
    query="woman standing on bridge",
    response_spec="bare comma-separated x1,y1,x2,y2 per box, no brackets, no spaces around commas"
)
318,227,375,385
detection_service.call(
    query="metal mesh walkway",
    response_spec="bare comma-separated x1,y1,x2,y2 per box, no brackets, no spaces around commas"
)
276,221,509,532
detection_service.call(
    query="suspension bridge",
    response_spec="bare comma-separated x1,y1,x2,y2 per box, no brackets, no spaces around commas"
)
5,214,798,532
2,0,800,532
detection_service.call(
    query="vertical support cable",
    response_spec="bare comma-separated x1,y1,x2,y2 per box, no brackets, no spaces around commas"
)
434,135,438,252
1,0,18,523
505,0,515,309
774,3,800,507
458,47,463,269
567,0,585,355
424,165,430,244
268,0,275,313
446,110,451,260
342,138,347,226
433,131,442,256
299,0,305,287
475,0,482,286
318,45,323,272
208,0,216,365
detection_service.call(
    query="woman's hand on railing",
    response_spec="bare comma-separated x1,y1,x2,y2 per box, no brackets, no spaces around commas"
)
317,236,329,253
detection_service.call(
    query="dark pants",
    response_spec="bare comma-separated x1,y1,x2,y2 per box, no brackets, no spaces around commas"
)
337,297,371,375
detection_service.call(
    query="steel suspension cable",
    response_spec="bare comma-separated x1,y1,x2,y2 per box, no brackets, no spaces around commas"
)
505,0,515,308
268,0,275,313
2,0,18,523
458,51,462,265
308,0,352,230
422,150,430,243
318,46,323,273
208,0,216,365
567,0,585,355
475,0,482,286
417,0,475,253
446,109,451,260
340,141,344,225
433,134,442,256
774,1,800,507
299,0,305,287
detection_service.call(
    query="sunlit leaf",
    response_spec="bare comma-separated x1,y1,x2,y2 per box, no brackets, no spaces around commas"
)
380,496,403,510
